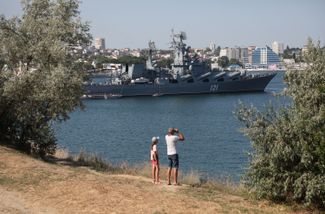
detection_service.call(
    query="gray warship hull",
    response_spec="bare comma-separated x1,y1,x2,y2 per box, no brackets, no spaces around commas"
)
84,73,276,97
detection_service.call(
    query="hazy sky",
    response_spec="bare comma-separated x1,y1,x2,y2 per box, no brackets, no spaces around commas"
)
1,0,324,49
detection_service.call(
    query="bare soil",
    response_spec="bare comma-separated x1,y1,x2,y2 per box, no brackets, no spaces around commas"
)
0,146,314,213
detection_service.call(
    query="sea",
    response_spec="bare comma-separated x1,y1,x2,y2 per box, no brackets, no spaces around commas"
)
55,71,287,181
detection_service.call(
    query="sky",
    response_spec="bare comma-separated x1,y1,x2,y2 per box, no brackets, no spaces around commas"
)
0,0,325,49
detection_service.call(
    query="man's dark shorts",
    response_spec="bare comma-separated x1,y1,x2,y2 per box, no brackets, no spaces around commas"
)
168,154,179,168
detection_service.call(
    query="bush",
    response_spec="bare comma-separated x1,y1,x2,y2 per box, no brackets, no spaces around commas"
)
235,40,325,209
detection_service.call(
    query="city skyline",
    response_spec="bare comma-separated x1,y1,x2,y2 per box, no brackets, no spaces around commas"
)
1,0,324,49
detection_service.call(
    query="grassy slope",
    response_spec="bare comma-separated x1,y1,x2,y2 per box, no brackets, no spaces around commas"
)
0,146,310,214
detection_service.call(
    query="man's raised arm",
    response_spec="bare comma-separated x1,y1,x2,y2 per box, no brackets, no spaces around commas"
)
174,128,185,141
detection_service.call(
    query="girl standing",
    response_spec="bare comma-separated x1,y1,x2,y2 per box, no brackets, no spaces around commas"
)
151,136,160,184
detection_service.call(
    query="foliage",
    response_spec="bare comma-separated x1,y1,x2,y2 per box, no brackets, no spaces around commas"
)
74,61,94,71
91,55,146,68
157,58,173,68
218,56,229,68
91,55,110,65
282,46,303,62
235,39,325,208
115,55,146,64
0,0,91,157
229,58,242,67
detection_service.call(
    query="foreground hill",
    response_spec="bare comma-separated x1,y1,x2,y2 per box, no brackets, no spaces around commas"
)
0,146,312,214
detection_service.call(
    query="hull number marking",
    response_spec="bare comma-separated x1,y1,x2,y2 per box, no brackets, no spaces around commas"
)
210,84,218,92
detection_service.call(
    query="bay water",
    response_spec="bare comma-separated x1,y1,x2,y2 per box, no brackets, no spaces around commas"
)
55,72,287,181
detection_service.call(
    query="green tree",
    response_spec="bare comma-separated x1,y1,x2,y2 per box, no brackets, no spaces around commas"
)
75,61,94,71
218,56,229,68
205,47,211,53
0,0,91,157
91,55,111,65
229,58,242,67
157,58,173,68
117,55,146,64
0,58,4,69
235,40,325,208
283,45,292,59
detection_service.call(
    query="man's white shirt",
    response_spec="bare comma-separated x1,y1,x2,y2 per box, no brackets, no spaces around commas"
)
165,135,179,155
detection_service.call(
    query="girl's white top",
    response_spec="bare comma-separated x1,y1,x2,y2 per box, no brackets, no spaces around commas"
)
151,145,157,160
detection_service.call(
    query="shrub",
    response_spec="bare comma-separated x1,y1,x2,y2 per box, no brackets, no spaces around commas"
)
235,40,325,209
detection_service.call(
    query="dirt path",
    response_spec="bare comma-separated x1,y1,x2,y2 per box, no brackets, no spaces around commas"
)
0,146,308,213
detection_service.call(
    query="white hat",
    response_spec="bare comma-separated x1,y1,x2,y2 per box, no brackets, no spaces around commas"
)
151,136,159,142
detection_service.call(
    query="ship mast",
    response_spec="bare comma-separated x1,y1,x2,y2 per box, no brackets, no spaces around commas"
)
146,40,157,70
170,30,190,79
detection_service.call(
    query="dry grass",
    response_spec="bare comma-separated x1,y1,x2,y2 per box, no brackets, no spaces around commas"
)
65,151,208,187
55,150,249,196
54,148,70,159
200,179,249,198
71,150,116,171
62,150,253,206
179,170,203,187
67,150,145,174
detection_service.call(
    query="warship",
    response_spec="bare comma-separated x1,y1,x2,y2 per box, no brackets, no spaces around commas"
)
84,31,276,98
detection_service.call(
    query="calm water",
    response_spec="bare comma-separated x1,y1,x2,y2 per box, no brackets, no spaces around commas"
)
55,72,287,180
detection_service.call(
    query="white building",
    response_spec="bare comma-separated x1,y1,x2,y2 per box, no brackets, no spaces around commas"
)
283,59,295,65
272,41,284,55
247,46,256,64
220,47,240,60
232,47,240,60
219,48,228,57
94,37,106,50
131,50,141,57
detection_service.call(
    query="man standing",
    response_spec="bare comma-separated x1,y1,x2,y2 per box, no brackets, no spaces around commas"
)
165,127,185,185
